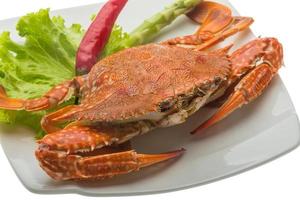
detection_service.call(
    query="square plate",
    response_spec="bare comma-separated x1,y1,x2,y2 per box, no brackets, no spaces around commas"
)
0,0,299,196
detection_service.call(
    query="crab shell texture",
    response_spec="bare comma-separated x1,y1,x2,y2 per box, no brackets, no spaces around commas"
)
74,44,231,127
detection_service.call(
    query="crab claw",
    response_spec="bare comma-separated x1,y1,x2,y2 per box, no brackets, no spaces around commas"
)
36,147,184,181
137,149,185,168
192,38,283,134
191,63,273,134
36,123,185,180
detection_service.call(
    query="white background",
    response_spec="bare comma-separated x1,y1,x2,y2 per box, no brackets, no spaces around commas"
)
0,0,299,199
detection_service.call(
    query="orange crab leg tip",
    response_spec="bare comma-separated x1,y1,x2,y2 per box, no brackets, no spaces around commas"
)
191,92,245,135
0,98,24,110
0,85,24,110
138,148,186,168
212,43,234,55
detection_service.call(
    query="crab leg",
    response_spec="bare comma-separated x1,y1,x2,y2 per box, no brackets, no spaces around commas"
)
165,16,253,49
164,16,253,50
191,38,283,134
41,105,80,133
194,16,254,51
0,76,84,111
36,124,184,180
163,1,253,50
163,1,232,47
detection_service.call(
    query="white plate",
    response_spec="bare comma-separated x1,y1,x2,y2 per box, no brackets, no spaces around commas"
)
0,0,299,196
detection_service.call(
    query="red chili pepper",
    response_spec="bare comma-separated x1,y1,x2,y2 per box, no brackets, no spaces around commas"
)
75,0,128,75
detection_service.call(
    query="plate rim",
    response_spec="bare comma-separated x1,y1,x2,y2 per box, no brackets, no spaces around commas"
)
0,0,300,196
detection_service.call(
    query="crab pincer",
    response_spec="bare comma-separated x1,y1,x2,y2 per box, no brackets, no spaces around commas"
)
191,38,283,134
36,124,184,180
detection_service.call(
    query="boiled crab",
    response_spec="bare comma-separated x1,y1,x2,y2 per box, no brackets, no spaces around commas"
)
0,1,283,180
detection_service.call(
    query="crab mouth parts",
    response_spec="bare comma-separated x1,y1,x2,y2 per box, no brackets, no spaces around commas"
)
158,90,214,127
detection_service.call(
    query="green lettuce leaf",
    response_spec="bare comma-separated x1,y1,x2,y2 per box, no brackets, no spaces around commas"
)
101,25,129,58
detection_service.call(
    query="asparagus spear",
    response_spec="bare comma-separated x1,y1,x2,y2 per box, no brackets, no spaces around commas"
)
122,0,203,48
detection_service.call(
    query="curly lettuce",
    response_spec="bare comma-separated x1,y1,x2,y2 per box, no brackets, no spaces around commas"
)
101,25,129,58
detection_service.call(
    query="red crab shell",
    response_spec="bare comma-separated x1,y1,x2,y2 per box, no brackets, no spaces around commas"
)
74,44,231,122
